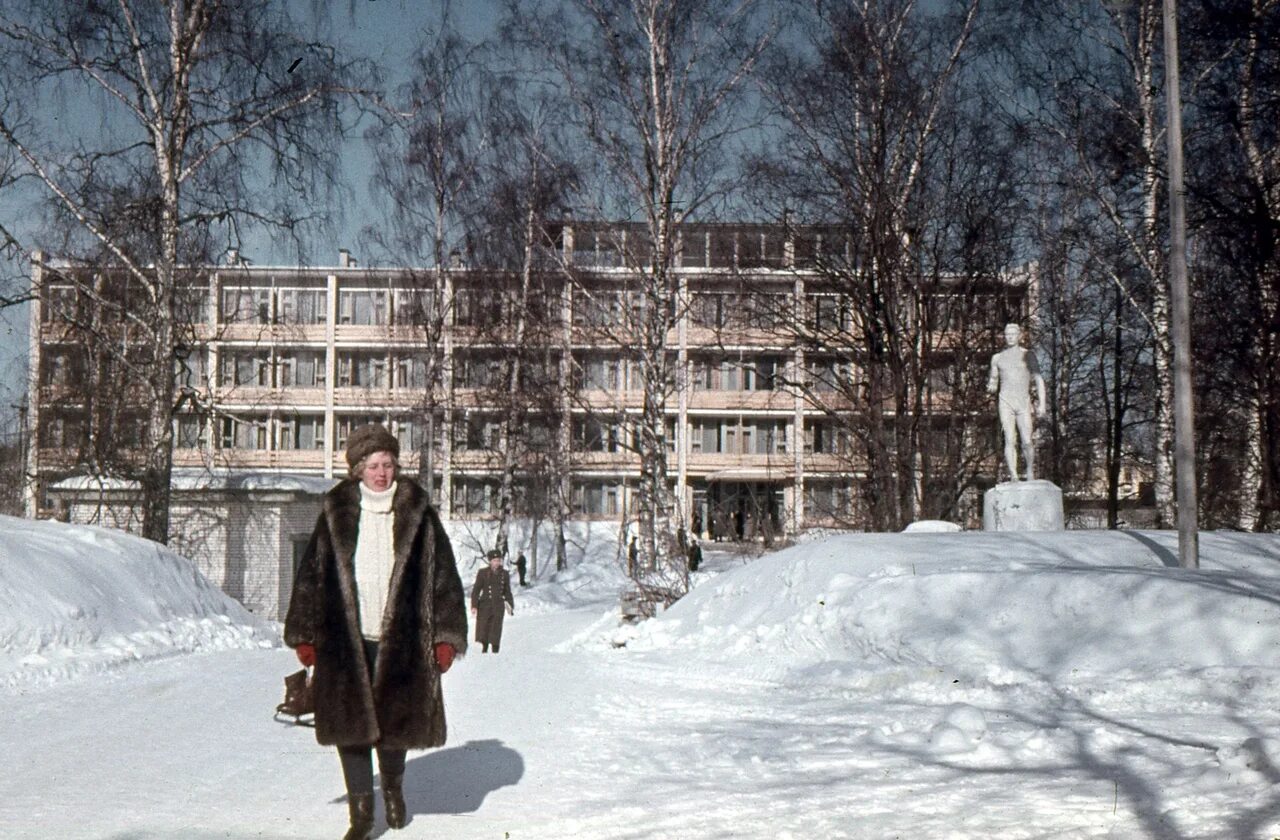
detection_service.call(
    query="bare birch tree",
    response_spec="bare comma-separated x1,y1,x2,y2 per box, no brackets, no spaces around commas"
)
515,0,771,594
1182,0,1280,530
0,0,363,542
1002,0,1178,525
363,10,488,509
751,0,1010,531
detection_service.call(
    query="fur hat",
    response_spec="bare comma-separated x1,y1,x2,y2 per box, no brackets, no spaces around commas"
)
486,548,503,561
345,423,400,470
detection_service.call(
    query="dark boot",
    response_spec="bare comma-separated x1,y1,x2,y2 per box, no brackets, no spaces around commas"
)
383,773,406,829
343,792,374,840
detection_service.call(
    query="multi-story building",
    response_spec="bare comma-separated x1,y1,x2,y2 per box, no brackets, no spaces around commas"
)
27,222,1034,546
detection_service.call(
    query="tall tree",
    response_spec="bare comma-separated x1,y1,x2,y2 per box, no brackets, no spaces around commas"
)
0,0,363,542
363,8,488,512
1185,0,1280,530
1004,0,1175,525
752,0,1014,531
516,0,771,594
469,79,578,558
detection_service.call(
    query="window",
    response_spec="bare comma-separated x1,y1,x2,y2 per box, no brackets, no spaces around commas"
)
174,348,208,389
680,230,707,268
277,349,325,388
709,231,735,267
337,352,387,388
395,355,430,389
174,415,207,449
804,419,849,455
573,289,625,328
810,294,849,333
222,287,271,324
756,420,787,454
574,480,621,515
277,288,327,325
220,415,269,450
577,355,624,390
746,358,778,391
175,287,209,325
394,289,437,326
452,478,499,515
454,288,505,326
804,481,855,519
42,347,84,386
277,414,325,450
806,358,856,393
453,354,503,389
576,230,623,268
220,350,270,387
45,285,80,322
455,413,501,451
337,289,388,325
40,411,84,448
572,416,625,453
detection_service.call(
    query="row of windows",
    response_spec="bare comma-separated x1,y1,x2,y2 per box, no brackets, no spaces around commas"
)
162,413,854,456
44,282,1022,334
42,343,866,397
567,228,854,271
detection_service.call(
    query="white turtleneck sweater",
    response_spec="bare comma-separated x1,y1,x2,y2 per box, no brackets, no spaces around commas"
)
354,481,397,641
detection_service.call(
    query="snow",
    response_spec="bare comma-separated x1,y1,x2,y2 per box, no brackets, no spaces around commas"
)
0,515,277,690
2,515,1280,839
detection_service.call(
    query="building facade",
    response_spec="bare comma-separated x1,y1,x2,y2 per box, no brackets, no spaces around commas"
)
27,222,1034,544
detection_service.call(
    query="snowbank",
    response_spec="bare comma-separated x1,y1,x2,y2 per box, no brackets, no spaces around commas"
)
602,530,1280,683
0,515,277,691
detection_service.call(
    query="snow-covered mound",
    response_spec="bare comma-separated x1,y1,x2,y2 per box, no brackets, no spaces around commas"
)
0,515,278,690
607,530,1280,682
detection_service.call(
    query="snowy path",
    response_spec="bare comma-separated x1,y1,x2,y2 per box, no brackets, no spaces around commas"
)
6,600,1280,839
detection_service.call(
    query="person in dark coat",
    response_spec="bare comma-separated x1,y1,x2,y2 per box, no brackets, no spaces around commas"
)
284,424,468,840
687,538,703,572
515,552,528,587
471,549,514,653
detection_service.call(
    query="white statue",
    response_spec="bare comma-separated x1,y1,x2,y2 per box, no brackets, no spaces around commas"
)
987,323,1046,481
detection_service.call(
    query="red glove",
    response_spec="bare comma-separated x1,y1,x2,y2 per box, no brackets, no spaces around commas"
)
295,643,316,668
434,643,455,673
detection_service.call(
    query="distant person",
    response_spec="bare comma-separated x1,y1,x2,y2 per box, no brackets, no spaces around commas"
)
471,549,515,653
627,536,638,575
284,423,468,840
515,552,528,587
987,322,1047,481
687,539,702,573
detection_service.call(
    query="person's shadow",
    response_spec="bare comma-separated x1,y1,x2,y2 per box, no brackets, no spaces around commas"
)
372,739,523,832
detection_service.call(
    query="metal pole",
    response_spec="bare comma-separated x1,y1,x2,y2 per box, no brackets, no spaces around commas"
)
1162,0,1198,568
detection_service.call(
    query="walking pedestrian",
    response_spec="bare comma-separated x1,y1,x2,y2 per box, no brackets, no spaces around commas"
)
471,549,514,653
284,424,468,840
687,538,703,573
515,552,528,587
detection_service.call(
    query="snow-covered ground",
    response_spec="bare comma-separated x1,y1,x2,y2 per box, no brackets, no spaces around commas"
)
3,514,1280,839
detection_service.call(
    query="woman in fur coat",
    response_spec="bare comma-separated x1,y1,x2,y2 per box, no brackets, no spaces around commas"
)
284,424,468,840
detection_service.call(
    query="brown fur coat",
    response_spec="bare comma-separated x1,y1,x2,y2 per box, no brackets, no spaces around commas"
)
283,478,468,748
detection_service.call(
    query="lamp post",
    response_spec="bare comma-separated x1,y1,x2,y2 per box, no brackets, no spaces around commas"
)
1162,0,1198,568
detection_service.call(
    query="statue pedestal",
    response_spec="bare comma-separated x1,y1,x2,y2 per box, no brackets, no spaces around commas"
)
983,480,1064,532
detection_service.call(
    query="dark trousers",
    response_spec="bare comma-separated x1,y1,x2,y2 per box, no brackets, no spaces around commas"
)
337,638,407,797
